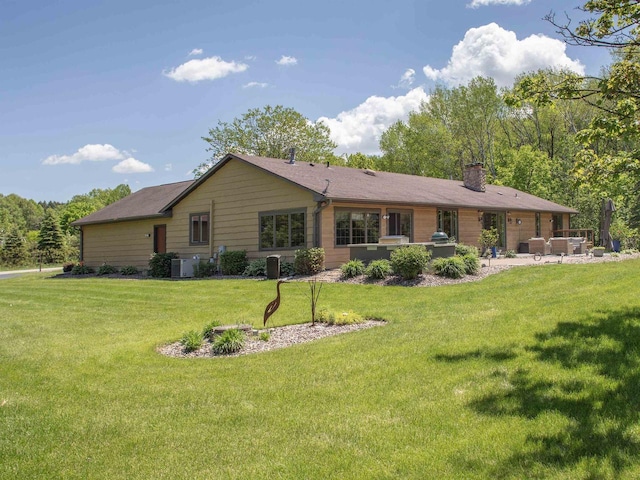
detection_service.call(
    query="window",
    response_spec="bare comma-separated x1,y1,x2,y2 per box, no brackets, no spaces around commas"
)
388,211,412,240
335,210,380,246
437,209,458,240
552,214,563,236
260,210,305,250
535,212,541,237
482,211,506,248
190,213,209,245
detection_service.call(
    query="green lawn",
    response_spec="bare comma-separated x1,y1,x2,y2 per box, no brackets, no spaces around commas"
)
1,262,640,479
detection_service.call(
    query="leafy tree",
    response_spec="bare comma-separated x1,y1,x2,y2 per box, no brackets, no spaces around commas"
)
37,210,65,263
196,105,337,176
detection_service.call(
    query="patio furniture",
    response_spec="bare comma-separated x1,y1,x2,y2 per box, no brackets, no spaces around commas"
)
550,237,573,255
568,237,587,254
528,238,551,255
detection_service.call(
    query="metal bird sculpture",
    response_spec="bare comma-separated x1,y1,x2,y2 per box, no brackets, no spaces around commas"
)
263,280,287,326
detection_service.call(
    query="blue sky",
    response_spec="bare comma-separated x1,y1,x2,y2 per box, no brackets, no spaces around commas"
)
1,0,611,202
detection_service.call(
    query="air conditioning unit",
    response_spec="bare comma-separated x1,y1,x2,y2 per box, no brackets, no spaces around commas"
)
171,258,197,278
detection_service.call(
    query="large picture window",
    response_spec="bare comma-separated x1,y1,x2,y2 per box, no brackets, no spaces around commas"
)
335,210,380,246
190,213,209,245
482,211,506,248
260,210,305,250
437,209,458,240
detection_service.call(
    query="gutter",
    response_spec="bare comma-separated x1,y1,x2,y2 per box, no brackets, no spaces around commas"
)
313,198,332,248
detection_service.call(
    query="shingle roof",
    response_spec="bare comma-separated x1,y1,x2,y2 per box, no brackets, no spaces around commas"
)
72,180,194,226
180,154,576,214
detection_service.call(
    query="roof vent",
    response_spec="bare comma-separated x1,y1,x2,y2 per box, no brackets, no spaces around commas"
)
288,147,296,165
363,169,376,176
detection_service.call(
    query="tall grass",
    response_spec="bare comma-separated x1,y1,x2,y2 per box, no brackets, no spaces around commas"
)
1,261,640,479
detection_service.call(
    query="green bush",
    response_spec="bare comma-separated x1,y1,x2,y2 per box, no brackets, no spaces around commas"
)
317,309,364,325
71,263,95,275
220,250,248,275
505,250,517,258
461,253,480,275
390,245,431,280
280,261,295,277
432,256,467,279
212,329,246,355
243,258,267,276
62,262,75,273
258,331,270,342
149,252,178,278
180,330,204,353
364,259,392,280
294,247,325,275
120,265,139,276
194,260,217,278
202,320,223,340
97,264,119,275
455,243,479,257
340,259,365,278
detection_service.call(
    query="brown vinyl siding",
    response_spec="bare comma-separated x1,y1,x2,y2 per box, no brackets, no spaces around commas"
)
81,219,157,269
168,159,316,264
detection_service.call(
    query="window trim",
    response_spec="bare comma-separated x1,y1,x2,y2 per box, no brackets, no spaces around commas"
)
387,209,413,242
189,213,210,246
259,208,306,251
334,208,381,247
437,208,459,241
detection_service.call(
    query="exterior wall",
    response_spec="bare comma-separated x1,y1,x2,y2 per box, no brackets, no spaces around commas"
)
168,160,317,265
80,218,160,269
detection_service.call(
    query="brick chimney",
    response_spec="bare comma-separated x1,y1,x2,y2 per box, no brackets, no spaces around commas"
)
463,163,486,192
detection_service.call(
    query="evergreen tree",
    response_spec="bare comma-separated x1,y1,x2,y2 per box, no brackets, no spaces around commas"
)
37,210,65,263
1,227,28,266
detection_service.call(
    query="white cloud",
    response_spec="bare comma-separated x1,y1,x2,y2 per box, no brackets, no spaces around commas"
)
245,55,257,61
188,48,203,56
43,144,126,165
394,68,415,89
243,81,269,89
318,87,428,155
112,158,154,174
164,56,248,82
423,23,585,87
164,163,173,172
467,0,531,7
276,55,298,66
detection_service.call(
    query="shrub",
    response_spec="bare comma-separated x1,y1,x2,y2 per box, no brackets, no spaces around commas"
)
294,247,325,275
461,253,480,275
149,252,178,278
258,331,270,342
317,309,364,325
390,245,431,280
194,260,217,278
280,261,295,277
202,320,223,340
455,243,479,257
211,329,246,355
243,258,267,276
120,265,139,276
97,264,119,275
340,259,365,278
62,262,75,273
505,250,517,258
71,263,95,275
180,330,204,352
432,257,467,279
220,250,248,275
365,259,392,280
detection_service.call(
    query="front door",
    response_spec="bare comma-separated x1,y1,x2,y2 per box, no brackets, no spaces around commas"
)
154,224,166,254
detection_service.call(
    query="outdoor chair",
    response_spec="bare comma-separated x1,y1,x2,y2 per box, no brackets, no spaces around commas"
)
550,237,572,255
527,238,551,255
568,237,587,255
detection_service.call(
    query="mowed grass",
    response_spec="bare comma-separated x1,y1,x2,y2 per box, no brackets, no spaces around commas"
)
1,261,640,479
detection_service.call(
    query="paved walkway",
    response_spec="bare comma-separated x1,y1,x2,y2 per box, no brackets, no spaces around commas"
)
0,267,61,279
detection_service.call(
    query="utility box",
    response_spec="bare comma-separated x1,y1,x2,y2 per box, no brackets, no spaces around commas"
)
266,255,281,279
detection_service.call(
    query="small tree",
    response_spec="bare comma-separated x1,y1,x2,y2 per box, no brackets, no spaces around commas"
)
478,228,499,256
37,210,65,264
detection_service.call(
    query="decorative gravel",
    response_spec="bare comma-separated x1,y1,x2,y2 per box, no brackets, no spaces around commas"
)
158,320,385,358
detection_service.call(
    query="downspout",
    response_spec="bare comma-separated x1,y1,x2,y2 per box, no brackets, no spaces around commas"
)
313,199,332,248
